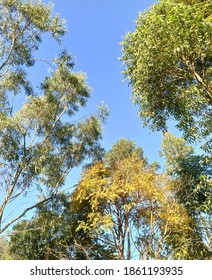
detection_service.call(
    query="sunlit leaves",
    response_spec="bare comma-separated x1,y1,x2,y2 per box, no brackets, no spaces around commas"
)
161,132,212,212
121,0,212,150
0,0,66,73
72,139,193,259
160,132,212,259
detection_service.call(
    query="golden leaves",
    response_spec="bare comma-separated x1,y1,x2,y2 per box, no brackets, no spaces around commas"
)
72,154,191,236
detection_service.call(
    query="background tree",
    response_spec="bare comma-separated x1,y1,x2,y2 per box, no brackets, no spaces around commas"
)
121,0,212,152
0,235,9,259
161,133,212,259
0,0,108,234
7,194,114,260
72,139,193,260
161,133,212,212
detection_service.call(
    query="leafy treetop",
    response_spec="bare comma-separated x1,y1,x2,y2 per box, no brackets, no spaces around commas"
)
121,0,212,151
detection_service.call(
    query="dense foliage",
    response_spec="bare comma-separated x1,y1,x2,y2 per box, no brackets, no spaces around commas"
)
71,139,208,259
6,136,211,260
7,194,114,260
121,0,212,152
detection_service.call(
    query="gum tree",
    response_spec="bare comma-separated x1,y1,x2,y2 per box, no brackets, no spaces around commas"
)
161,133,212,259
0,0,107,234
121,0,212,152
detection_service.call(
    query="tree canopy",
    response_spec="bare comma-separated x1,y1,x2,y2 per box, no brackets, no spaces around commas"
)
121,0,212,152
71,139,199,259
7,194,114,260
0,0,107,234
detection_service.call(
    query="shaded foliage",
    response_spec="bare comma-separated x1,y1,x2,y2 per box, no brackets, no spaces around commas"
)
8,194,115,260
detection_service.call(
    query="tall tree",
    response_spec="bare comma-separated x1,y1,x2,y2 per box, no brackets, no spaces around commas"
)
161,133,212,259
121,0,212,152
0,0,107,234
72,139,193,259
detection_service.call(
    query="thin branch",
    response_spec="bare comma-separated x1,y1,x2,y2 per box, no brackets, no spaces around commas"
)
0,66,9,78
0,198,54,234
0,164,23,226
0,183,77,235
0,35,16,72
33,58,56,69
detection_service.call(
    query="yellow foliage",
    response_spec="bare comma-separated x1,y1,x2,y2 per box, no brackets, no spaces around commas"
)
72,155,192,241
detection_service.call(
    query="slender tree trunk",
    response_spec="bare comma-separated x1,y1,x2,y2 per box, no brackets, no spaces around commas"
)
127,229,131,260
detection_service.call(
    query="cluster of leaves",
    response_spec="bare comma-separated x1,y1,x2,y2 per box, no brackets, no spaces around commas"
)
0,235,9,259
161,133,212,213
121,0,212,151
0,0,66,98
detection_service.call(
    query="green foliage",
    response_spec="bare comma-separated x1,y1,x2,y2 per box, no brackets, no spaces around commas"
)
0,236,9,259
104,138,147,169
0,0,66,98
7,194,114,260
161,133,212,212
8,196,70,259
121,0,212,151
161,133,212,259
0,0,107,234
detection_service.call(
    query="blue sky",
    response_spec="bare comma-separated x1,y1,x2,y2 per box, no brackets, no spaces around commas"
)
44,0,168,165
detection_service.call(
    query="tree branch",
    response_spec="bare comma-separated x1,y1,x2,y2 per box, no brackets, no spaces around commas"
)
0,184,77,235
181,56,212,105
0,196,54,234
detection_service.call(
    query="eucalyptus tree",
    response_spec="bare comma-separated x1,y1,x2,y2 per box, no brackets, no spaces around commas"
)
161,133,212,259
121,0,212,152
0,0,107,234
